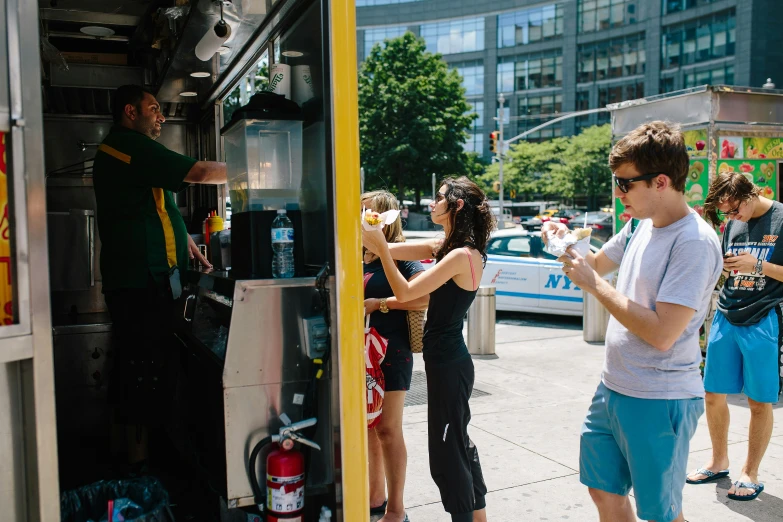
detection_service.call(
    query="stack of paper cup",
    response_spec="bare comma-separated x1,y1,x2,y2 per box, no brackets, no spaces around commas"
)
269,63,291,99
292,65,316,106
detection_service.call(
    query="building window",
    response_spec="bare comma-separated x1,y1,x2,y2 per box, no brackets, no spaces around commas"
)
663,0,716,15
575,90,591,131
661,9,735,69
517,93,563,141
363,26,408,57
497,4,564,48
660,75,676,93
578,0,637,34
421,17,485,55
684,63,734,87
464,133,484,153
467,100,484,129
454,61,484,96
497,50,563,93
596,81,643,123
578,33,645,83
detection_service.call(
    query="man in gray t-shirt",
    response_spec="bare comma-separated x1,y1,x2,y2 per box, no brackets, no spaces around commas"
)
545,121,721,522
686,171,783,501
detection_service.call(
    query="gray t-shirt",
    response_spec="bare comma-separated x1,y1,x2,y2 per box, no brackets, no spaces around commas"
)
601,210,722,399
718,200,783,326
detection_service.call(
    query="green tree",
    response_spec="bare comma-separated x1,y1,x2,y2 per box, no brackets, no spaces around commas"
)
479,124,612,208
359,32,477,203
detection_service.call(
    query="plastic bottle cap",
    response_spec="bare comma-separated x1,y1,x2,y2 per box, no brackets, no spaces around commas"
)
277,209,286,214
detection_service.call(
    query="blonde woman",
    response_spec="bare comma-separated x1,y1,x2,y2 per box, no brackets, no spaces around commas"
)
362,190,428,522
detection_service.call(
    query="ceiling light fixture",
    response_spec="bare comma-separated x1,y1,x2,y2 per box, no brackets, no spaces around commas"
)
195,2,232,61
80,26,115,38
180,91,198,97
281,50,304,57
190,72,211,78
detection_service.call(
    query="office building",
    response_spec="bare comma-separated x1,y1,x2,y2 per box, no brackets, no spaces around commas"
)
357,0,783,159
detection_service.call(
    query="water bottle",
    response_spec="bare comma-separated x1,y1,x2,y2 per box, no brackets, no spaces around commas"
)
271,209,295,278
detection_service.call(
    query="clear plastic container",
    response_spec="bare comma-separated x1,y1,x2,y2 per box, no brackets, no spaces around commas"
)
223,118,303,212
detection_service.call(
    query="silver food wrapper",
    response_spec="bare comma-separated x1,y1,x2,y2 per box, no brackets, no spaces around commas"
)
544,230,591,258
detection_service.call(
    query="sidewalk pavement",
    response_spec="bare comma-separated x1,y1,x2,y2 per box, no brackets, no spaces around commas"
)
372,313,783,522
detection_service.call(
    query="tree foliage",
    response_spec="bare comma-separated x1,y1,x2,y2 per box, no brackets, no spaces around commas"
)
478,124,613,208
358,32,477,202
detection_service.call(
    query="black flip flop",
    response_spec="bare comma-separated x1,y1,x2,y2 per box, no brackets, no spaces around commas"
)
370,500,387,516
727,481,764,501
686,468,729,484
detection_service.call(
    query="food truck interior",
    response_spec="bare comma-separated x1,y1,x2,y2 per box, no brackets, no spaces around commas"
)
37,0,349,520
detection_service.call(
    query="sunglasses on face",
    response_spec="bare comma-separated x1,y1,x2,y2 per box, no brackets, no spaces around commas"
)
716,203,741,221
613,172,666,194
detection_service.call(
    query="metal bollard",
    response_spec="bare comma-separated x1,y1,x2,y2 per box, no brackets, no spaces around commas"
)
583,291,610,342
468,286,496,356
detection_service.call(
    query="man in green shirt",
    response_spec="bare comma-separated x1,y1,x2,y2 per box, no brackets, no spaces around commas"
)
93,84,227,471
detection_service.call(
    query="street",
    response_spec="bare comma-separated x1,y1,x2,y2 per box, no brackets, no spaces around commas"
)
376,312,783,522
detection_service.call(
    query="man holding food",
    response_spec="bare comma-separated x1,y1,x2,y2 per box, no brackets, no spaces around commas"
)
686,171,782,501
544,121,722,522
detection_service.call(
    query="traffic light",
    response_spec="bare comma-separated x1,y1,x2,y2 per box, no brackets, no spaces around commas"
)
489,131,499,154
492,180,501,192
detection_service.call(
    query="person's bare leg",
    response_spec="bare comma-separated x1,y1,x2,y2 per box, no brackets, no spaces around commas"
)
472,508,487,521
687,392,730,482
376,391,407,522
588,488,635,522
652,512,684,522
368,427,387,511
729,398,774,497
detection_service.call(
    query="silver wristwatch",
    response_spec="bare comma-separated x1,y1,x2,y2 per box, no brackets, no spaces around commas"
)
755,258,764,276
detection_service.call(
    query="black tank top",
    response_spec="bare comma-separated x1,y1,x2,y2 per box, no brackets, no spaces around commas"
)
422,247,478,365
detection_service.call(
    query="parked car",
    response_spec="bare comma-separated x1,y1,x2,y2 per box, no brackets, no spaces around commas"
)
481,228,606,316
582,211,614,242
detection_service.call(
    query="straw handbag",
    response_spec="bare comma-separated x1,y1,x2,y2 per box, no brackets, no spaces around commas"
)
407,310,425,353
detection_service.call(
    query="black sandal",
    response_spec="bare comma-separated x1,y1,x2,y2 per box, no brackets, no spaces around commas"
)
370,500,387,516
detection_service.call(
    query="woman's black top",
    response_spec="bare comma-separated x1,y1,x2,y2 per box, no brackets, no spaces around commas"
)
422,248,478,365
364,259,424,350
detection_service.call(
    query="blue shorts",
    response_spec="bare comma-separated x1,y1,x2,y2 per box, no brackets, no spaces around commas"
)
703,308,782,404
579,382,704,522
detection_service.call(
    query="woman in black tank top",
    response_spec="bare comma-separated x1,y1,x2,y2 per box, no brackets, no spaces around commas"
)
362,177,496,522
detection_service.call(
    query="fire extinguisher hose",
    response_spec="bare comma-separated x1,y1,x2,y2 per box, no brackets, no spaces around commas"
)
248,435,274,506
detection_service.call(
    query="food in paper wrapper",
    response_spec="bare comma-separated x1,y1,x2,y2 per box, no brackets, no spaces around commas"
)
545,227,592,258
361,208,401,231
364,210,383,226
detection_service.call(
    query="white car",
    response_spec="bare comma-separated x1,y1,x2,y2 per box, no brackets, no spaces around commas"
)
482,228,605,316
406,228,605,316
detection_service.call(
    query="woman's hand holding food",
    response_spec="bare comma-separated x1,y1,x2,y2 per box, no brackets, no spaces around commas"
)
361,226,386,256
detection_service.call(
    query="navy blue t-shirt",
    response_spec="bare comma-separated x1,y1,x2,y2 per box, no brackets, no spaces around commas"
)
364,259,424,351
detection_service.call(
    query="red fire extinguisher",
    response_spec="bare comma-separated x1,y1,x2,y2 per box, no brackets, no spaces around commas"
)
248,416,320,522
266,443,305,521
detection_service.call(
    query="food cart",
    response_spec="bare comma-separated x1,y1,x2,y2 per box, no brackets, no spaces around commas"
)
609,85,783,349
0,0,367,521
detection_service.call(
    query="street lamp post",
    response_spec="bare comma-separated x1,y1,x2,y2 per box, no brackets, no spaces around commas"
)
497,93,505,227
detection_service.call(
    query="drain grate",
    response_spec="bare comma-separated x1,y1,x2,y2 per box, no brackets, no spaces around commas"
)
404,370,491,407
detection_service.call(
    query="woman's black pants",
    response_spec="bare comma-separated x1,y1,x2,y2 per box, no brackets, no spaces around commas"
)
425,356,487,519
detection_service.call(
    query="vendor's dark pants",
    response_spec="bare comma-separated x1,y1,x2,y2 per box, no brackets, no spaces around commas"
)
426,357,487,518
105,277,177,426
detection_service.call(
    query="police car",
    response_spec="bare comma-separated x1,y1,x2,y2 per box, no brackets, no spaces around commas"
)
405,228,605,316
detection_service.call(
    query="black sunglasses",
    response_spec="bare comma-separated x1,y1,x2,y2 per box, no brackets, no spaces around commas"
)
613,172,664,194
